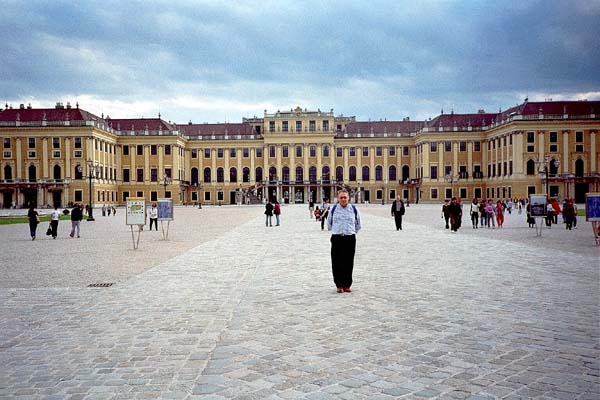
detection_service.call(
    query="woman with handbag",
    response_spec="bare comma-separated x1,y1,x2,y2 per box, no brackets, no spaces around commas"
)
27,205,40,240
50,206,61,239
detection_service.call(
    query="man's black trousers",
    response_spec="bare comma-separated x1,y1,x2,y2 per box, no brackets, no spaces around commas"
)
330,234,356,288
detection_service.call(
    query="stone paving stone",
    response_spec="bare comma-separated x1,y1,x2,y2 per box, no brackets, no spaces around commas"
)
1,205,598,399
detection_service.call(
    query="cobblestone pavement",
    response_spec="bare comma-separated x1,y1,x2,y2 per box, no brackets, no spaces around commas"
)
0,205,598,399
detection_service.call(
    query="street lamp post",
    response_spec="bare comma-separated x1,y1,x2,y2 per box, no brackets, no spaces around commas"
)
445,174,458,198
161,175,172,198
80,160,101,221
537,155,560,198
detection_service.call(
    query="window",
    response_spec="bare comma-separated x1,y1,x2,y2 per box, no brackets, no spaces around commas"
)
503,162,507,176
3,151,11,158
350,147,356,157
136,145,143,156
310,146,316,157
337,147,343,157
52,138,60,149
53,165,61,180
123,169,130,182
503,136,507,147
164,168,172,178
309,120,316,132
431,188,438,199
28,151,36,158
389,165,396,181
28,137,36,148
445,141,451,152
549,131,558,152
165,145,171,155
269,146,275,158
296,121,302,132
136,168,144,182
269,121,275,132
3,138,10,148
72,137,81,149
403,147,409,156
389,146,395,156
492,164,496,177
362,147,368,157
75,190,83,202
323,120,329,131
376,147,382,157
204,191,211,201
527,131,535,142
474,141,480,152
256,148,263,158
191,149,197,159
430,165,438,179
52,151,60,158
151,145,157,155
509,161,513,175
202,149,209,158
362,166,370,181
282,121,288,132
459,141,466,152
296,146,302,157
430,142,438,152
323,145,329,157
165,191,171,199
123,145,129,156
151,168,158,182
445,188,452,199
151,191,158,202
282,146,288,158
375,166,383,181
243,148,249,158
218,148,224,158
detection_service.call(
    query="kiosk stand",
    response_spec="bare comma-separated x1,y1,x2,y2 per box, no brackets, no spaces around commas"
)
585,193,600,245
529,194,547,237
126,198,145,249
157,199,174,241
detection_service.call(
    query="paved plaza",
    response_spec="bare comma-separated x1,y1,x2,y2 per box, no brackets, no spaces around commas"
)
0,204,598,399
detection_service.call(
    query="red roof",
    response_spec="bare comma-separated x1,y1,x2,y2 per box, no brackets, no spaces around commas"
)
179,123,256,137
106,118,176,132
344,121,425,134
498,100,599,120
0,107,102,122
427,112,498,129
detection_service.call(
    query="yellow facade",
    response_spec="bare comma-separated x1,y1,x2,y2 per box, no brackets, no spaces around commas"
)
1,103,598,208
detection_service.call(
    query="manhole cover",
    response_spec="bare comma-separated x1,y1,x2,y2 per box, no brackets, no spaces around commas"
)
87,283,114,288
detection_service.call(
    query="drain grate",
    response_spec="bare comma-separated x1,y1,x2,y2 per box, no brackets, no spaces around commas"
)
87,283,114,288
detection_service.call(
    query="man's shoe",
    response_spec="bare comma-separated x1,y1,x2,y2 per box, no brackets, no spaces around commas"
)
336,288,343,293
343,287,351,292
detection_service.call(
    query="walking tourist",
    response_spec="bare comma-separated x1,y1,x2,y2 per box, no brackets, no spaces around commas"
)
50,206,61,239
448,197,462,232
470,198,479,229
441,200,450,229
148,202,158,231
320,198,330,230
391,195,405,230
274,200,281,226
264,200,274,227
69,204,83,238
27,205,40,240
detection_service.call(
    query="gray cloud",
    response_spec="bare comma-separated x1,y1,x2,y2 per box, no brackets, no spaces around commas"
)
1,0,598,122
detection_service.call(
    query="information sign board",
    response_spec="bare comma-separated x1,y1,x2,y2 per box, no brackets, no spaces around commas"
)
126,198,146,225
529,194,547,218
157,199,174,221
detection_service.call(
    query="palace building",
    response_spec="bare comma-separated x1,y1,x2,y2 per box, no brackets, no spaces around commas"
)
0,100,598,208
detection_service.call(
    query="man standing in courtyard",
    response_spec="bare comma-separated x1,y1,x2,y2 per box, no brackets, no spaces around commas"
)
391,195,405,230
69,203,83,238
327,190,362,293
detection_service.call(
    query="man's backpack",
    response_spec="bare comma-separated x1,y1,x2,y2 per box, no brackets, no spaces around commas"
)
329,203,357,223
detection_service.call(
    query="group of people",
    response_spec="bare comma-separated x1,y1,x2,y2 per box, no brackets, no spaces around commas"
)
264,199,282,226
27,203,85,240
101,204,117,216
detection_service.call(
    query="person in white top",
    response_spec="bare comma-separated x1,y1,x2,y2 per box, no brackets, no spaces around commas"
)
50,206,61,239
148,203,158,231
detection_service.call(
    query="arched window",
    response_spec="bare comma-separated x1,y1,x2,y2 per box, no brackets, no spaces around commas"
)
389,165,397,181
203,167,211,183
309,166,317,183
526,160,536,175
336,166,343,182
191,167,199,185
230,167,237,183
74,164,83,180
402,165,410,181
295,166,303,182
375,165,383,181
282,166,290,182
549,159,559,176
53,165,62,180
255,167,263,182
349,166,356,181
322,166,330,182
269,166,277,181
243,167,250,183
28,165,37,182
575,159,584,177
362,166,370,181
4,165,13,180
216,167,224,183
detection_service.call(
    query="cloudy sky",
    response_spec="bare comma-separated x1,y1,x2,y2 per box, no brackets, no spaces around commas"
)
1,0,599,123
